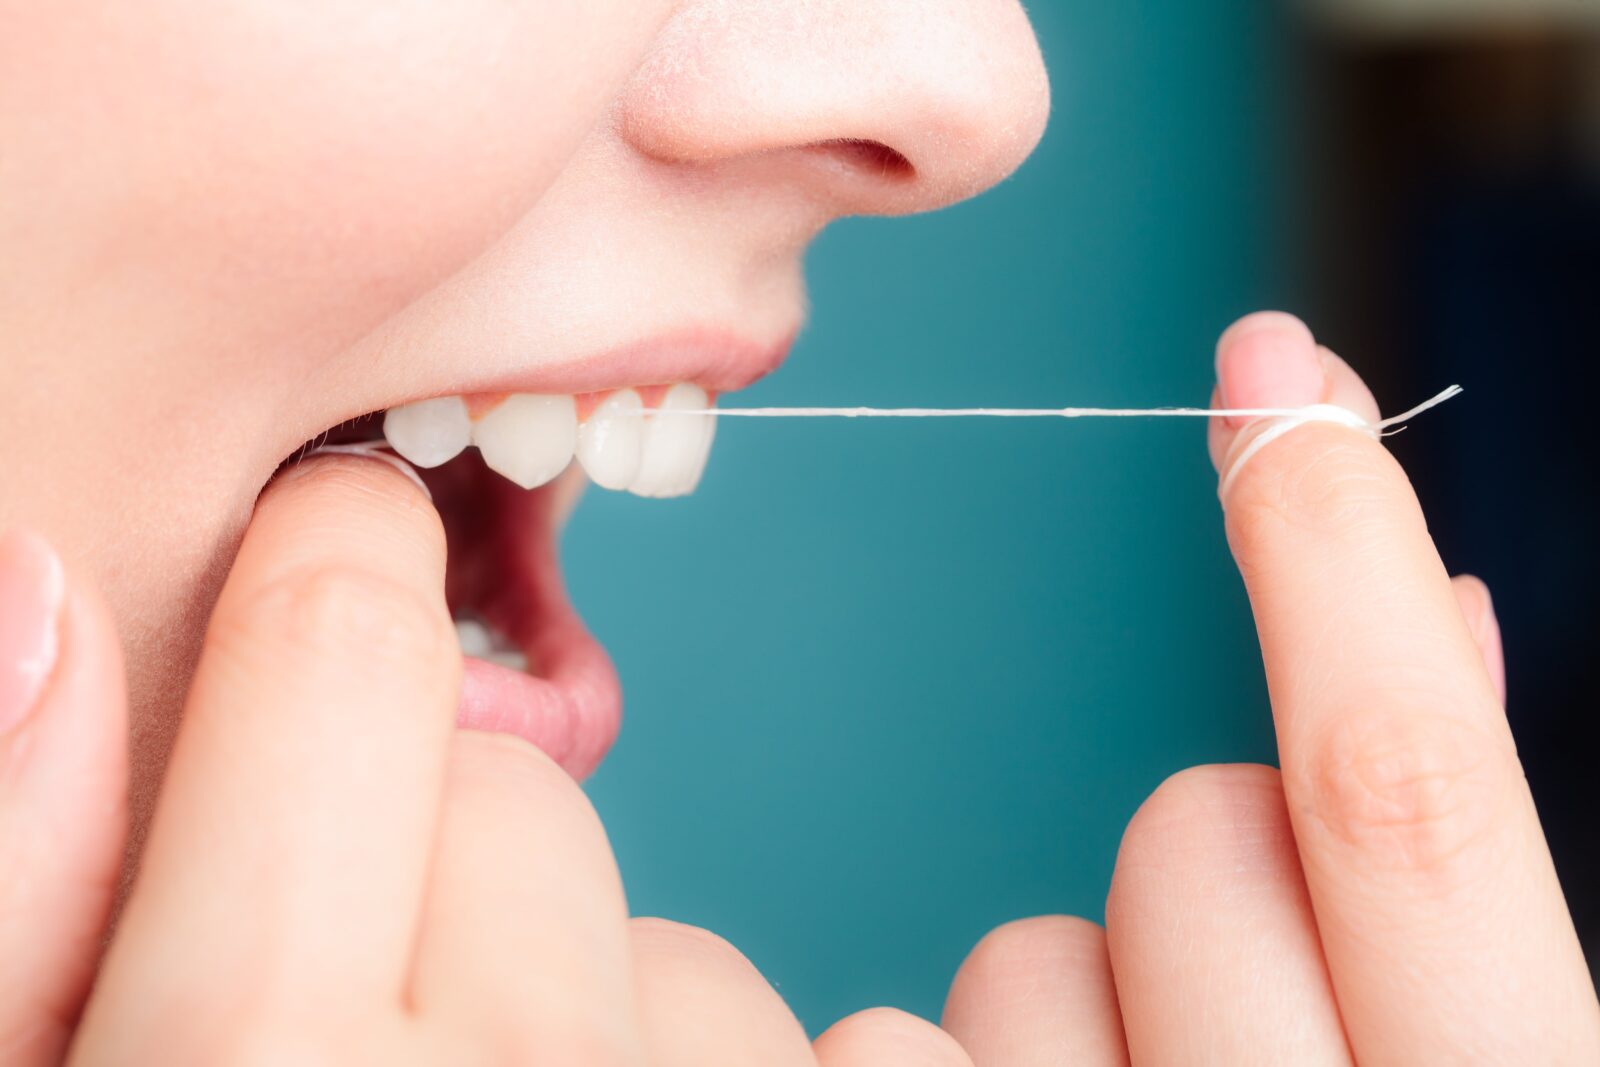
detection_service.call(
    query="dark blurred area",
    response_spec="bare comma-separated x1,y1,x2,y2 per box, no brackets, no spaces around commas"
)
1294,4,1599,970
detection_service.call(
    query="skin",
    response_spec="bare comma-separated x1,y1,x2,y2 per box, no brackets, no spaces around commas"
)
0,0,1052,858
0,4,1594,1064
936,315,1600,1065
5,316,1593,1065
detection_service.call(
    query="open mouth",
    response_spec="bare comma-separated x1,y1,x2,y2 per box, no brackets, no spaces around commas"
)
299,381,727,780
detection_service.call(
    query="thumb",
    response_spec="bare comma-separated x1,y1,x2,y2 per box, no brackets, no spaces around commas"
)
0,530,128,1066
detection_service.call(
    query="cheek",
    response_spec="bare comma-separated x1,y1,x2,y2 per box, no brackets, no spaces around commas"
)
72,0,670,329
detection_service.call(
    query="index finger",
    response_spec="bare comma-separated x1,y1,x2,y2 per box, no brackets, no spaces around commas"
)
1212,313,1600,1063
98,453,459,1016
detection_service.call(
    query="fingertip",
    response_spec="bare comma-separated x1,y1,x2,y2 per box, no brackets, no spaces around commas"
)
16,541,129,832
1208,315,1391,502
943,915,1126,1067
949,915,1111,1007
0,529,66,736
816,1007,974,1067
1215,312,1324,431
265,447,433,511
1452,574,1506,706
1317,347,1383,426
1206,384,1229,474
1216,310,1315,355
1452,573,1492,623
291,443,432,500
245,451,448,595
0,528,127,777
0,533,127,1067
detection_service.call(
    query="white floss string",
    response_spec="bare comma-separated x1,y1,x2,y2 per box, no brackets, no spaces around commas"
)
649,384,1464,498
302,442,434,500
646,384,1463,428
327,386,1462,495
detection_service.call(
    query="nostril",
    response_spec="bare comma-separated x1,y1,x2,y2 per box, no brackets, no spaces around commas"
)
806,137,916,181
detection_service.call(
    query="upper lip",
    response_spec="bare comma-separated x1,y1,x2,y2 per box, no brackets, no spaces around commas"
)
282,321,798,463
431,324,797,404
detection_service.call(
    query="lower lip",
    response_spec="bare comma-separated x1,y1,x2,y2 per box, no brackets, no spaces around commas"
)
417,327,799,772
457,646,620,780
438,469,622,779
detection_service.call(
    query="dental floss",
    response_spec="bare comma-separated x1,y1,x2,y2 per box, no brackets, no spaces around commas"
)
1216,403,1373,498
345,386,1461,490
301,442,434,501
640,384,1463,428
648,385,1463,497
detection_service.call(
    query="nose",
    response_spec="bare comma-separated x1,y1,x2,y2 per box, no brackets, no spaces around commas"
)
618,0,1051,218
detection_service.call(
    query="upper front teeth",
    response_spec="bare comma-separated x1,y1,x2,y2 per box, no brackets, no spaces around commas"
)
627,383,716,498
575,388,645,491
382,385,716,498
473,393,578,490
381,396,472,469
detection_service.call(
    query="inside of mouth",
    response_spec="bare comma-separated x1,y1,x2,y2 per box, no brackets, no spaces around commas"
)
286,410,563,675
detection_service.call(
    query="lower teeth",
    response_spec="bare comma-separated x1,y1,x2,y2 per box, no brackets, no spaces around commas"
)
453,615,528,672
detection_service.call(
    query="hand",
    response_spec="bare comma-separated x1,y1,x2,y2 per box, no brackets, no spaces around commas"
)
940,312,1600,1065
0,455,967,1066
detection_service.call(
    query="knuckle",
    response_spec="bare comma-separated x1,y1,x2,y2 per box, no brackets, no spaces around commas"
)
1293,705,1522,882
216,562,452,670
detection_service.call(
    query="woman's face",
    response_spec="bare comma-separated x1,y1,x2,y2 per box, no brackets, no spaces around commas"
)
0,2,1048,838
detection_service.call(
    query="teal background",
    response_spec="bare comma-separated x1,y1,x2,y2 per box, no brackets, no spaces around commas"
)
569,2,1291,1033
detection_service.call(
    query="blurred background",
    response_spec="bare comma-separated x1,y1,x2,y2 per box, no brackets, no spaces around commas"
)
570,0,1599,1031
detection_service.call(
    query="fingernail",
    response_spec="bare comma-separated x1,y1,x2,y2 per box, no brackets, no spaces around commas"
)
1216,314,1326,430
0,529,66,735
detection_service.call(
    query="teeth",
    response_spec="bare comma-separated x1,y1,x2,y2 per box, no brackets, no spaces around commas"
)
382,396,472,468
627,383,716,498
381,383,717,498
484,649,529,671
471,394,578,490
453,617,495,658
575,388,645,491
453,617,528,672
